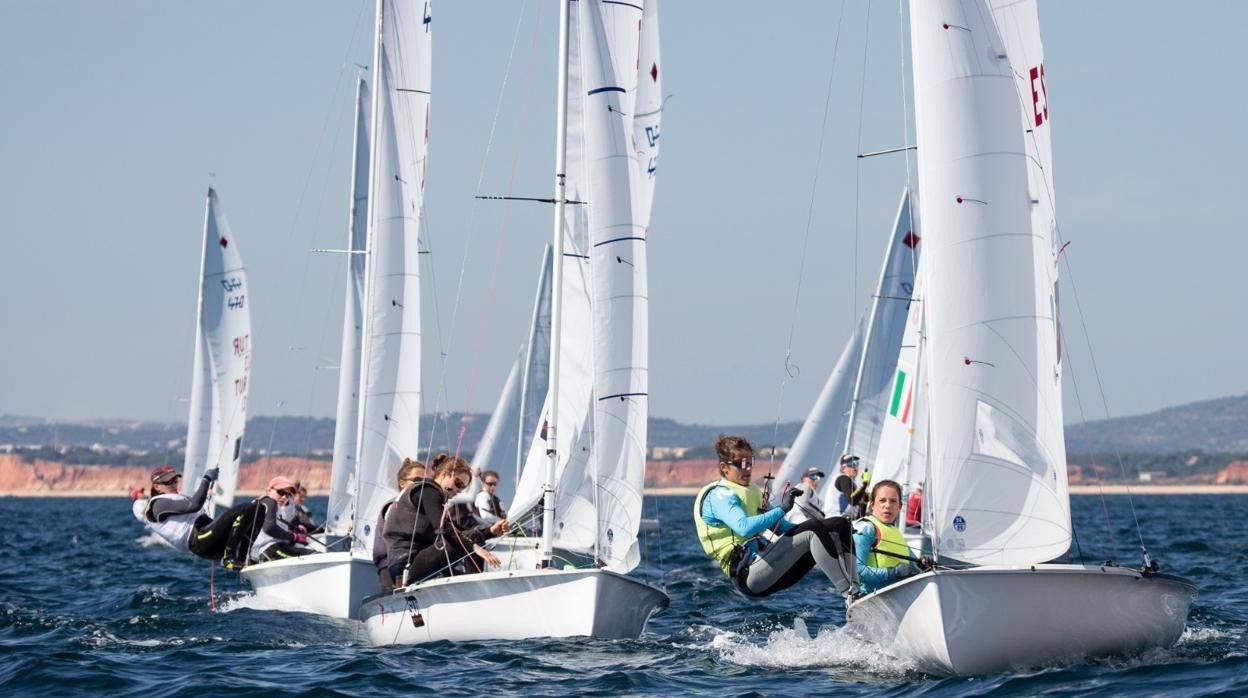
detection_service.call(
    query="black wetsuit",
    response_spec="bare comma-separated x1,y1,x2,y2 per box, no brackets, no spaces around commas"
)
384,479,495,586
222,496,310,564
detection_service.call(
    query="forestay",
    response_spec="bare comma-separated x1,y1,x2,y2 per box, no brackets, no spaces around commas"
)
327,77,371,536
353,0,431,555
911,0,1068,565
183,188,251,512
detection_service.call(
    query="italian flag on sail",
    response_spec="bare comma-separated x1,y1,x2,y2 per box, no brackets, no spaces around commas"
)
888,368,914,425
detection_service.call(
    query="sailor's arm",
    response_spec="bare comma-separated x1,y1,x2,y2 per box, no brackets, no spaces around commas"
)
703,488,786,538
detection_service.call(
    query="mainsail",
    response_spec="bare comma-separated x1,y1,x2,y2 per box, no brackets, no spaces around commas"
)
183,187,251,513
911,0,1068,565
353,0,432,554
327,77,371,536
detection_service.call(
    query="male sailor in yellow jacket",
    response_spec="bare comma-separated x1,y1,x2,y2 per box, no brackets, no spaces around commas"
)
694,435,859,602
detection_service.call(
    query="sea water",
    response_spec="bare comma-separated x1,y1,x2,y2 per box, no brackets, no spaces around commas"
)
1,494,1243,696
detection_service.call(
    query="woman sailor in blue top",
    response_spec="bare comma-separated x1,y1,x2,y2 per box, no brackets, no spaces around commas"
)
694,435,859,601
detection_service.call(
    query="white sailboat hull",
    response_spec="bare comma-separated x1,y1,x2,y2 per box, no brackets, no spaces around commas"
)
238,552,380,619
360,567,669,646
846,564,1195,676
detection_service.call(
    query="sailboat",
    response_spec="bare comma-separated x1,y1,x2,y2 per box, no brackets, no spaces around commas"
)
185,187,252,514
358,0,668,645
843,0,1195,675
134,188,253,539
238,0,430,619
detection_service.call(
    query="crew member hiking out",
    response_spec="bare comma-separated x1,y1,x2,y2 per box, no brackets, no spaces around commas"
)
143,465,253,561
694,435,859,602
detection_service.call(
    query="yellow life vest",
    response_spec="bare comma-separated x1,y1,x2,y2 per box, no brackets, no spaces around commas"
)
859,514,910,570
693,478,764,576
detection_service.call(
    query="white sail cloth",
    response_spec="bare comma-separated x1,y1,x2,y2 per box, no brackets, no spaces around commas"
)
327,77,371,536
183,188,251,512
910,0,1068,565
512,0,648,573
353,0,432,555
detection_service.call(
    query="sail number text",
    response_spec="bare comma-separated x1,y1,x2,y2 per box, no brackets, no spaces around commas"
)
1029,64,1048,128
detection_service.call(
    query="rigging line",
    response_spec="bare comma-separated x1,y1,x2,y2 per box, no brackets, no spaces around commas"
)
852,0,874,327
1061,251,1147,552
1062,319,1120,562
769,0,850,478
897,0,917,281
452,0,544,458
275,0,371,408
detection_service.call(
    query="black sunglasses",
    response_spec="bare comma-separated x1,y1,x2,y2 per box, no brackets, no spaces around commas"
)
723,458,754,470
275,488,295,497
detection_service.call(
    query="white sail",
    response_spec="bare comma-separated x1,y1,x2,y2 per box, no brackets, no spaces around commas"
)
632,0,662,228
353,0,431,555
911,0,1068,565
583,0,647,573
511,0,596,544
516,244,554,495
183,188,251,512
473,343,525,503
845,189,921,473
327,77,371,536
774,319,864,498
873,264,927,489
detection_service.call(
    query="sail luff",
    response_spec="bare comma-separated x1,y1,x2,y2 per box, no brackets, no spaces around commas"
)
327,77,372,536
182,189,214,502
515,244,553,498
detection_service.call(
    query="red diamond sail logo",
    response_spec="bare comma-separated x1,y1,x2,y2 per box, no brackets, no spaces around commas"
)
903,231,920,248
650,62,658,82
219,237,229,249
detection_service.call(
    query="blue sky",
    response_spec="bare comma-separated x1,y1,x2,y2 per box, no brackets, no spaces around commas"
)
1,1,1245,431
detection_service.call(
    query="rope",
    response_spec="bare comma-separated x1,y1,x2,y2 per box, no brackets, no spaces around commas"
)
851,0,874,322
766,0,851,485
442,0,544,461
209,559,216,613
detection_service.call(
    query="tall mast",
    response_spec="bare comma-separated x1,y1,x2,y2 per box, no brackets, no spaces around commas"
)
350,0,386,547
541,0,572,566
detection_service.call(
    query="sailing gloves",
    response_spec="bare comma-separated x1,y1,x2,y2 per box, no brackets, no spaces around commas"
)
917,555,935,571
292,525,309,545
203,468,220,484
781,488,803,513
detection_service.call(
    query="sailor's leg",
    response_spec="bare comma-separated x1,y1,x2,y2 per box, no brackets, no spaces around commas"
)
188,502,254,559
807,516,858,593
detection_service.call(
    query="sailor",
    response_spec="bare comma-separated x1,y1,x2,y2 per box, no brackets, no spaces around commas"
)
143,465,251,560
222,476,313,566
291,482,323,534
905,482,924,528
852,479,933,595
445,465,484,530
694,435,859,601
784,466,827,525
833,453,869,519
384,454,509,588
373,458,426,590
474,469,507,525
